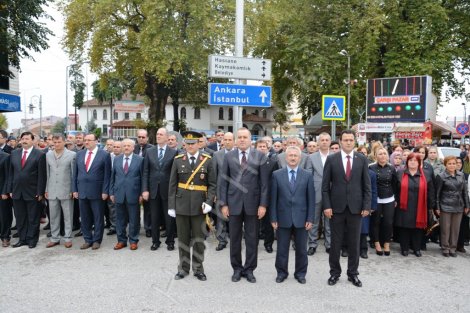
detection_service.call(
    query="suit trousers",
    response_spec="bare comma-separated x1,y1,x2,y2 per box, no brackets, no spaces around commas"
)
398,227,423,252
143,200,151,231
79,198,105,244
329,208,362,277
49,198,74,242
216,210,229,245
13,198,41,245
115,201,141,244
149,188,175,246
105,199,116,229
309,201,331,249
457,214,469,248
229,209,259,273
0,198,13,240
440,211,463,254
175,214,206,274
261,209,274,248
73,198,81,229
275,226,308,279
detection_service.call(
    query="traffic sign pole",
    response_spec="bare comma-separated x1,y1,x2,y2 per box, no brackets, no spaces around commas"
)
331,120,336,141
234,0,244,135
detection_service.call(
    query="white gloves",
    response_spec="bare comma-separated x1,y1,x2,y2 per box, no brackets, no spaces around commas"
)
202,203,212,214
168,209,176,218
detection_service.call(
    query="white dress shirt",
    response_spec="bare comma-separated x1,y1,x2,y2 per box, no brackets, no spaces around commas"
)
341,150,354,174
85,146,99,168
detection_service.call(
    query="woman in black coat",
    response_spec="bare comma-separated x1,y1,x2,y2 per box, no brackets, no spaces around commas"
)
395,152,436,257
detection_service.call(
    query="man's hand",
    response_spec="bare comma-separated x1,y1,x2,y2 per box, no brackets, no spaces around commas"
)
257,206,266,219
1,194,8,200
465,208,469,215
73,192,79,199
44,192,48,200
221,205,229,219
324,208,333,219
434,209,441,217
361,210,370,217
110,195,115,203
36,195,43,202
305,222,313,231
102,194,108,201
271,222,278,230
142,191,149,201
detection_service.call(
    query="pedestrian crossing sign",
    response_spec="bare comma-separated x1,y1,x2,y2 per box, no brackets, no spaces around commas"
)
322,95,346,121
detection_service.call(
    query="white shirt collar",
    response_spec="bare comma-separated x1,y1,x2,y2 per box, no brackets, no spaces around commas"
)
341,150,353,159
22,146,33,154
187,151,199,160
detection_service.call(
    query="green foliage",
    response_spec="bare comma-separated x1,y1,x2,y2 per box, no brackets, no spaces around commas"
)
69,63,86,109
51,120,65,134
0,113,8,129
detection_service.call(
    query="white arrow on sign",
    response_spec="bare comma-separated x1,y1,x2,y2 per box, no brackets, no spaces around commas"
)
259,90,267,103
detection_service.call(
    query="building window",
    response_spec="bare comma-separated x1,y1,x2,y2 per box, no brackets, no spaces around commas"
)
194,107,201,119
218,126,224,130
262,109,267,118
102,124,108,136
124,112,130,120
136,113,141,119
254,110,259,116
228,126,233,132
92,109,97,120
228,108,233,120
242,109,247,116
181,107,187,119
219,107,224,120
103,109,107,120
114,111,118,120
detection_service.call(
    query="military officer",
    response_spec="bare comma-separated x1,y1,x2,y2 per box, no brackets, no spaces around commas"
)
168,131,216,281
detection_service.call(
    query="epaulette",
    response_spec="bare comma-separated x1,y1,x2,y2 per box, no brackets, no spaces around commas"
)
175,154,185,159
201,153,212,159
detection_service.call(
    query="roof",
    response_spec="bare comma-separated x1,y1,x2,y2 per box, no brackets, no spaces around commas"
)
112,120,135,128
242,114,271,123
83,91,145,107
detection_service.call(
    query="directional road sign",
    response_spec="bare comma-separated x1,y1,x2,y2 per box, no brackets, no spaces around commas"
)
322,95,346,121
208,55,271,81
456,123,470,136
208,83,271,107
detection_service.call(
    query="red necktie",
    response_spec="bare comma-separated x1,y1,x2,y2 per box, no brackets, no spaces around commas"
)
85,151,93,172
346,155,351,180
124,157,129,174
241,151,247,170
21,150,27,168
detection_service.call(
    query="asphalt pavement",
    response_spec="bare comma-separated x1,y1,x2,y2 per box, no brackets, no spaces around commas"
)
1,225,469,313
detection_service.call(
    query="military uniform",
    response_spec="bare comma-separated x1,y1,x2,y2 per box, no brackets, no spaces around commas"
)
168,133,216,279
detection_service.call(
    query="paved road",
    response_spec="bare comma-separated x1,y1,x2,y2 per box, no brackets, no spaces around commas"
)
1,226,469,313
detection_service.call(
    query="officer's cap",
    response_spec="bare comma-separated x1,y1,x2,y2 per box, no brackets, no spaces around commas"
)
182,131,202,144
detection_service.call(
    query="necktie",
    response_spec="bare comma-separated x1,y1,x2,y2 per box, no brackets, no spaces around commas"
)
346,155,351,180
85,151,93,172
190,156,196,169
158,148,164,166
139,146,143,156
290,169,296,192
124,157,129,174
21,150,27,168
241,151,247,170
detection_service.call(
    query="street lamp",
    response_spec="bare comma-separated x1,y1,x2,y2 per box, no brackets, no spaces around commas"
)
65,65,72,134
339,49,351,129
30,95,42,137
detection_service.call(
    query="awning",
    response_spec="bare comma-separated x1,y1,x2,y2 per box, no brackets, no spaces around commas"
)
392,126,426,132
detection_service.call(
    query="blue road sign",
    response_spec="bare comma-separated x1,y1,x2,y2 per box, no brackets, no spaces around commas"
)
322,95,345,121
0,92,21,112
456,123,470,136
208,83,271,107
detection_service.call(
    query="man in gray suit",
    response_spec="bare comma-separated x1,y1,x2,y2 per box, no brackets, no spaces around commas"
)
212,132,234,251
45,134,76,248
277,136,313,172
308,132,332,255
220,128,269,283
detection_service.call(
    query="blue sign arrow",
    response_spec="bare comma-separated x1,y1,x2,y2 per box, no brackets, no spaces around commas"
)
208,83,272,107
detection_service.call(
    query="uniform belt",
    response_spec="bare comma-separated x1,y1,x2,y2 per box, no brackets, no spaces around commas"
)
178,183,208,191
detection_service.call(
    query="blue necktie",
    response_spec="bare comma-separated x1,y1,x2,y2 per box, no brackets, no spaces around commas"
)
158,148,164,166
290,169,296,192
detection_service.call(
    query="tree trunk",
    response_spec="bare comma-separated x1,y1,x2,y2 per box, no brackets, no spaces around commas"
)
173,96,179,132
145,71,169,144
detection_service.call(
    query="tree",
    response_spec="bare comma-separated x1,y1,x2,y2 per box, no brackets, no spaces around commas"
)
0,0,53,79
69,63,86,129
0,113,8,129
51,120,65,134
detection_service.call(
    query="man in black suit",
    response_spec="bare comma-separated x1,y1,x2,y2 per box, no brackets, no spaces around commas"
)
134,129,154,237
8,132,47,248
207,129,224,152
142,128,177,251
322,130,371,287
0,130,13,154
219,127,269,283
0,149,10,247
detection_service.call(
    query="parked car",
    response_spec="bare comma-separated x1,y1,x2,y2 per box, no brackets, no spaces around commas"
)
437,147,461,160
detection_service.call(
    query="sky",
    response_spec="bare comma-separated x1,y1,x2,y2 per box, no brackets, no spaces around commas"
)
4,3,469,132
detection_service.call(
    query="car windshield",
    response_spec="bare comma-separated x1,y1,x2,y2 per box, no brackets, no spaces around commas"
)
440,148,461,157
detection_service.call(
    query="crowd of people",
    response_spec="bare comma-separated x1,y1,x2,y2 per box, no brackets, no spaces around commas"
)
0,127,469,287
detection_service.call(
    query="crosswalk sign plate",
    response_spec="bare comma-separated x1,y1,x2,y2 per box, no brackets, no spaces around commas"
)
322,95,346,121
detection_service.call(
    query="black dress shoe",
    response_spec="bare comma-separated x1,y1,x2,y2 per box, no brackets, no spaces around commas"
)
174,272,188,280
327,275,340,286
265,245,273,253
150,243,160,251
245,272,256,283
28,243,37,249
360,251,368,259
12,241,27,248
107,229,116,236
74,231,83,237
145,230,152,238
307,247,316,256
295,277,306,284
341,250,348,257
12,233,19,238
104,223,111,229
449,252,457,257
325,248,330,254
384,251,390,256
442,252,449,257
43,223,51,230
167,243,175,251
11,225,17,231
46,231,52,238
275,275,286,283
161,231,167,238
72,225,80,232
232,271,242,282
401,250,409,256
348,275,362,287
194,272,207,281
414,250,422,257
215,243,226,251
375,249,383,256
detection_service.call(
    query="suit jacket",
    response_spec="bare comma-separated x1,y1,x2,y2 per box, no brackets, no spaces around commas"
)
45,149,76,200
134,143,154,157
213,148,228,205
277,151,313,173
110,153,143,204
207,142,220,152
8,147,47,200
322,151,371,214
0,151,10,195
270,167,315,228
142,146,177,200
72,148,111,199
309,151,330,204
219,148,269,215
1,144,13,154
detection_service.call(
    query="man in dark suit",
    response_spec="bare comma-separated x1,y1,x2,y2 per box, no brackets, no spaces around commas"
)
271,146,315,284
134,129,154,237
110,139,144,250
142,128,177,251
72,133,111,250
0,149,11,247
0,130,13,154
219,127,269,283
322,130,371,287
207,129,224,152
8,132,47,248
